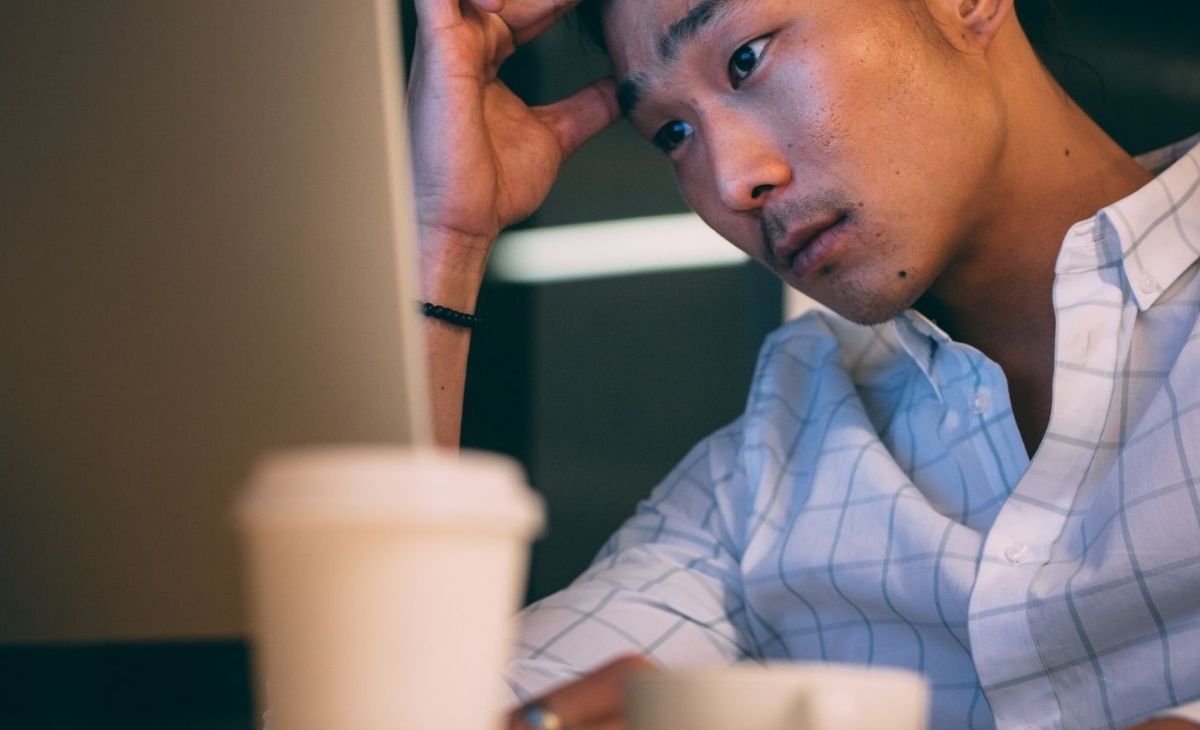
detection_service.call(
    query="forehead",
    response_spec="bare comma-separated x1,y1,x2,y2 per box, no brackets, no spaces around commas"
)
601,0,749,75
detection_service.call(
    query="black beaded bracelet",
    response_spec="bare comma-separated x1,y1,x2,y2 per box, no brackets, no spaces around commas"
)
420,302,482,329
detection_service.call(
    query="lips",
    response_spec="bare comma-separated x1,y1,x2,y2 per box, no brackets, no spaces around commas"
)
771,212,848,277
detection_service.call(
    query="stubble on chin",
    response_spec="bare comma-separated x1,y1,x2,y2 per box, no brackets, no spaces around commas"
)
793,259,925,327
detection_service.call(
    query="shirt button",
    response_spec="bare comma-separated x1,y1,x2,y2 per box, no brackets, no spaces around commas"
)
1138,273,1160,294
971,388,991,415
1004,542,1032,565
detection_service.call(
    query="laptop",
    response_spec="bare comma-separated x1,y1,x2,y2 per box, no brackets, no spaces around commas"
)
0,0,430,646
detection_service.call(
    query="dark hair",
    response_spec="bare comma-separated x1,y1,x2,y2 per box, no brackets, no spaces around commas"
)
573,0,607,52
572,0,1059,58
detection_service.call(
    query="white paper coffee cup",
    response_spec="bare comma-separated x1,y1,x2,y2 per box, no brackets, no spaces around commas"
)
627,663,928,730
237,446,544,730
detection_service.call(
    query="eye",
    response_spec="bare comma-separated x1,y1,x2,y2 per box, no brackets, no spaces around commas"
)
728,37,769,88
652,120,694,154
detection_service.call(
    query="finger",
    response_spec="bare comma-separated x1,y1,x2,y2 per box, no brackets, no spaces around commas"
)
511,654,656,729
500,0,579,44
550,654,656,723
468,0,506,13
536,77,622,160
412,0,463,38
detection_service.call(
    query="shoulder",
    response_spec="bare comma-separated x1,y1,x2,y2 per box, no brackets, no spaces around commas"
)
668,310,913,491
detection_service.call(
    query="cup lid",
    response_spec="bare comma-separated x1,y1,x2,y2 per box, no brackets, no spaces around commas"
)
236,446,544,537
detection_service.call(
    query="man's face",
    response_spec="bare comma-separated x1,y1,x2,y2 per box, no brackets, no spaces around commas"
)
603,0,1007,323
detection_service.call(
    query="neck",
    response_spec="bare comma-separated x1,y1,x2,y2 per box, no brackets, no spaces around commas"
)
914,22,1152,452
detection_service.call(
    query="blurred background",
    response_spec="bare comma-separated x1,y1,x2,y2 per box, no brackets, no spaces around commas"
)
2,1,1199,728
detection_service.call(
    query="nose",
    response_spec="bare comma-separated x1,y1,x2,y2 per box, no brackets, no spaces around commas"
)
706,114,792,212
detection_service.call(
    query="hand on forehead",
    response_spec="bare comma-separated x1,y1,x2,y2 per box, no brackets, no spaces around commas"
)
416,0,588,44
496,0,580,43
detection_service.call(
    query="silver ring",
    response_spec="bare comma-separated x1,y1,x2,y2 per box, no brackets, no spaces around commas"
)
519,700,565,730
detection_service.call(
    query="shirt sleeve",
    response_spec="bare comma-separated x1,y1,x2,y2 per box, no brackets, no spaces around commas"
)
504,420,758,704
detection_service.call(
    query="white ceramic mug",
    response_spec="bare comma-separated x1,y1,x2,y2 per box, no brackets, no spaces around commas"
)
627,663,929,730
237,446,544,730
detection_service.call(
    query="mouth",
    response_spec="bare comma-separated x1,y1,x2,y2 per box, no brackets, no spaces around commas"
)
772,212,849,279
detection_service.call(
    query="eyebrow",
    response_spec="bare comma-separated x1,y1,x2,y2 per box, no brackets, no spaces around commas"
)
617,75,647,118
617,0,747,118
658,0,741,61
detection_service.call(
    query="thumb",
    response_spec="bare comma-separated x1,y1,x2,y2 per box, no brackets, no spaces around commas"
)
536,77,622,161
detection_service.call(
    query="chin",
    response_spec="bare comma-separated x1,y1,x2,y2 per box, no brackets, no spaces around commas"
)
803,273,923,326
834,301,908,327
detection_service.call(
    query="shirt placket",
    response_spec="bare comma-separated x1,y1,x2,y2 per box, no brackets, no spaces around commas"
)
968,221,1129,730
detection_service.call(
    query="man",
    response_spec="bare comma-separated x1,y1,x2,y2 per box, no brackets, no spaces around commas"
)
408,0,1200,727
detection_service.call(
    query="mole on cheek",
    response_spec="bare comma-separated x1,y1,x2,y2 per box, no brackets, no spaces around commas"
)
898,270,908,279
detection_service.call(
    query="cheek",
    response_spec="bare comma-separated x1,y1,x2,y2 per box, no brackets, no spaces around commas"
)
788,13,949,179
672,155,710,214
754,46,841,161
807,24,990,249
696,207,762,260
754,10,913,167
671,154,762,255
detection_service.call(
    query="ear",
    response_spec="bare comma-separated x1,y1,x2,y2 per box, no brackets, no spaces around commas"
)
924,0,1014,52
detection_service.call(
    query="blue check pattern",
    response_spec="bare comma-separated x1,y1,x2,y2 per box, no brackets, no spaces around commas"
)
506,135,1200,730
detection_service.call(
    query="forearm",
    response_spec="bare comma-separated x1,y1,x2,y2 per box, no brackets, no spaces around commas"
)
507,421,753,700
407,0,619,448
419,228,491,448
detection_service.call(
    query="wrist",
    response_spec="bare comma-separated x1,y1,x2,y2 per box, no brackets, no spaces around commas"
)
417,224,494,312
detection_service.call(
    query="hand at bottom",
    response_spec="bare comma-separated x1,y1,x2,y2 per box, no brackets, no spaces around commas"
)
1125,720,1200,730
508,654,656,730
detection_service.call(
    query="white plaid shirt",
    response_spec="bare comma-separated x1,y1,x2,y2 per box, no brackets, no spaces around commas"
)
507,135,1200,730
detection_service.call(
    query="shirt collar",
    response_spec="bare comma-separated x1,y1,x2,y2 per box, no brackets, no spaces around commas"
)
891,132,1200,381
892,309,952,401
1067,133,1200,310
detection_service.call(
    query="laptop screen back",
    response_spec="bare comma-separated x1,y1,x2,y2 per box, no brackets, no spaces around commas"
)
0,0,429,642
